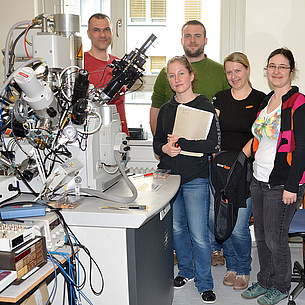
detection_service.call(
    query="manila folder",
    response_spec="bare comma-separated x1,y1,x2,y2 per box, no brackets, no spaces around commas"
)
172,104,213,140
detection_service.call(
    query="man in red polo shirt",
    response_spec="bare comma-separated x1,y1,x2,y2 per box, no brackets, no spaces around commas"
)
85,13,129,135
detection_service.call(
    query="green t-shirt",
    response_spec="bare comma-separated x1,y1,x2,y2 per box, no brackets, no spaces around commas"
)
151,56,230,108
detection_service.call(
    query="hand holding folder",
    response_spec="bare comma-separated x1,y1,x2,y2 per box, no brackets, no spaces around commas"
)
172,104,213,157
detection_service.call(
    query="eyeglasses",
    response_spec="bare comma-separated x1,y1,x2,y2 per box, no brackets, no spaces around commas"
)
266,64,290,71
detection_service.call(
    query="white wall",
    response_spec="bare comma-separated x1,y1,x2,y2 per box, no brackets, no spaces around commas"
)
245,0,305,94
1,0,305,94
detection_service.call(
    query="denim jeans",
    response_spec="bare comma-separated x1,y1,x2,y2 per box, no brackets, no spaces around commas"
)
222,197,252,275
173,177,213,293
251,177,304,294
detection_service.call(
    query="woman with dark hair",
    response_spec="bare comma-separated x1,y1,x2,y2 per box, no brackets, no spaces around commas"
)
241,47,305,305
153,56,220,303
212,52,265,290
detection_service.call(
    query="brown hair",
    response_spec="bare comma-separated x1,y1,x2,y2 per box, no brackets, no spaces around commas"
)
88,13,111,30
181,20,206,39
166,56,196,89
267,47,295,72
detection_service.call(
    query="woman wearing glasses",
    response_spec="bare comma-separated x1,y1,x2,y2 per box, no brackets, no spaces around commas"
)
153,56,220,303
241,48,305,305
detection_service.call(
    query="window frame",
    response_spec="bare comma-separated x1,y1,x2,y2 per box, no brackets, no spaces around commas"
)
111,0,245,92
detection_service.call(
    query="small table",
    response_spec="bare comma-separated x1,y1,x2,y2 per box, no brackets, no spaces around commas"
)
0,246,73,304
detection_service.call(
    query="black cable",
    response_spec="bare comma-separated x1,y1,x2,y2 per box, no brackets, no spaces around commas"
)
0,118,12,132
0,198,103,299
53,210,104,296
52,210,79,305
93,64,112,89
12,164,38,197
53,211,76,262
43,101,71,177
78,244,104,296
43,148,65,173
36,148,47,178
8,22,38,75
8,29,27,75
6,117,38,196
77,136,88,151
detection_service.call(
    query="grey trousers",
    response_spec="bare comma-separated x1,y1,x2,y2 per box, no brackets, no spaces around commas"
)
251,177,304,294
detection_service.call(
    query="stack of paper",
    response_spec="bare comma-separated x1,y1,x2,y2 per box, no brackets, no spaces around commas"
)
172,104,213,157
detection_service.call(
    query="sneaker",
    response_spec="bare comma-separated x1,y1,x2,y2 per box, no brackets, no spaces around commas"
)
257,288,288,305
211,250,225,266
241,282,268,299
201,290,216,304
233,274,250,290
174,276,194,289
223,271,236,286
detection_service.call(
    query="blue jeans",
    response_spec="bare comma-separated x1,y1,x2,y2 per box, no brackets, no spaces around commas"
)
222,197,252,275
251,177,304,294
173,178,213,293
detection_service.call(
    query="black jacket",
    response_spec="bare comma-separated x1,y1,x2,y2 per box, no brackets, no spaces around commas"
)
211,150,251,241
252,86,305,193
153,95,220,185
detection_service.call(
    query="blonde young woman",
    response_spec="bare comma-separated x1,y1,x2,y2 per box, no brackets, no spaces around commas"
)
153,56,220,303
212,52,266,290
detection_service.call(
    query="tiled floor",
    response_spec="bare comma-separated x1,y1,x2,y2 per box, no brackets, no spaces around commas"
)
173,244,305,305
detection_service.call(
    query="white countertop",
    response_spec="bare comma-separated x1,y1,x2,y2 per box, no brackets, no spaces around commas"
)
129,139,153,146
62,175,180,229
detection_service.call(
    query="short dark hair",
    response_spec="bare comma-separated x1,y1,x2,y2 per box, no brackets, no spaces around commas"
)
181,20,206,38
88,13,111,30
267,47,295,72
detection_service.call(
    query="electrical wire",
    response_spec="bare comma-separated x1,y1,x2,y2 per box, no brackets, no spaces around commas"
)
4,20,31,76
24,21,34,60
92,64,112,89
46,255,57,305
0,198,101,303
75,111,102,135
64,151,138,204
53,210,104,297
59,66,80,102
8,22,38,75
0,86,36,197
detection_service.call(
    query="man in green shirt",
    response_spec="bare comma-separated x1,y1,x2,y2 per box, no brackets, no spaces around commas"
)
149,20,230,136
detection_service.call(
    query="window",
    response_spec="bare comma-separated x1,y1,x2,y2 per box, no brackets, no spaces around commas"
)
150,56,166,73
184,0,202,21
130,0,146,21
126,0,221,78
63,0,223,138
128,0,166,23
62,0,111,53
151,0,166,21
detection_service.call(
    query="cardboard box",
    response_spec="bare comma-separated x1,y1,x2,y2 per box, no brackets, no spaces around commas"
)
21,282,49,305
